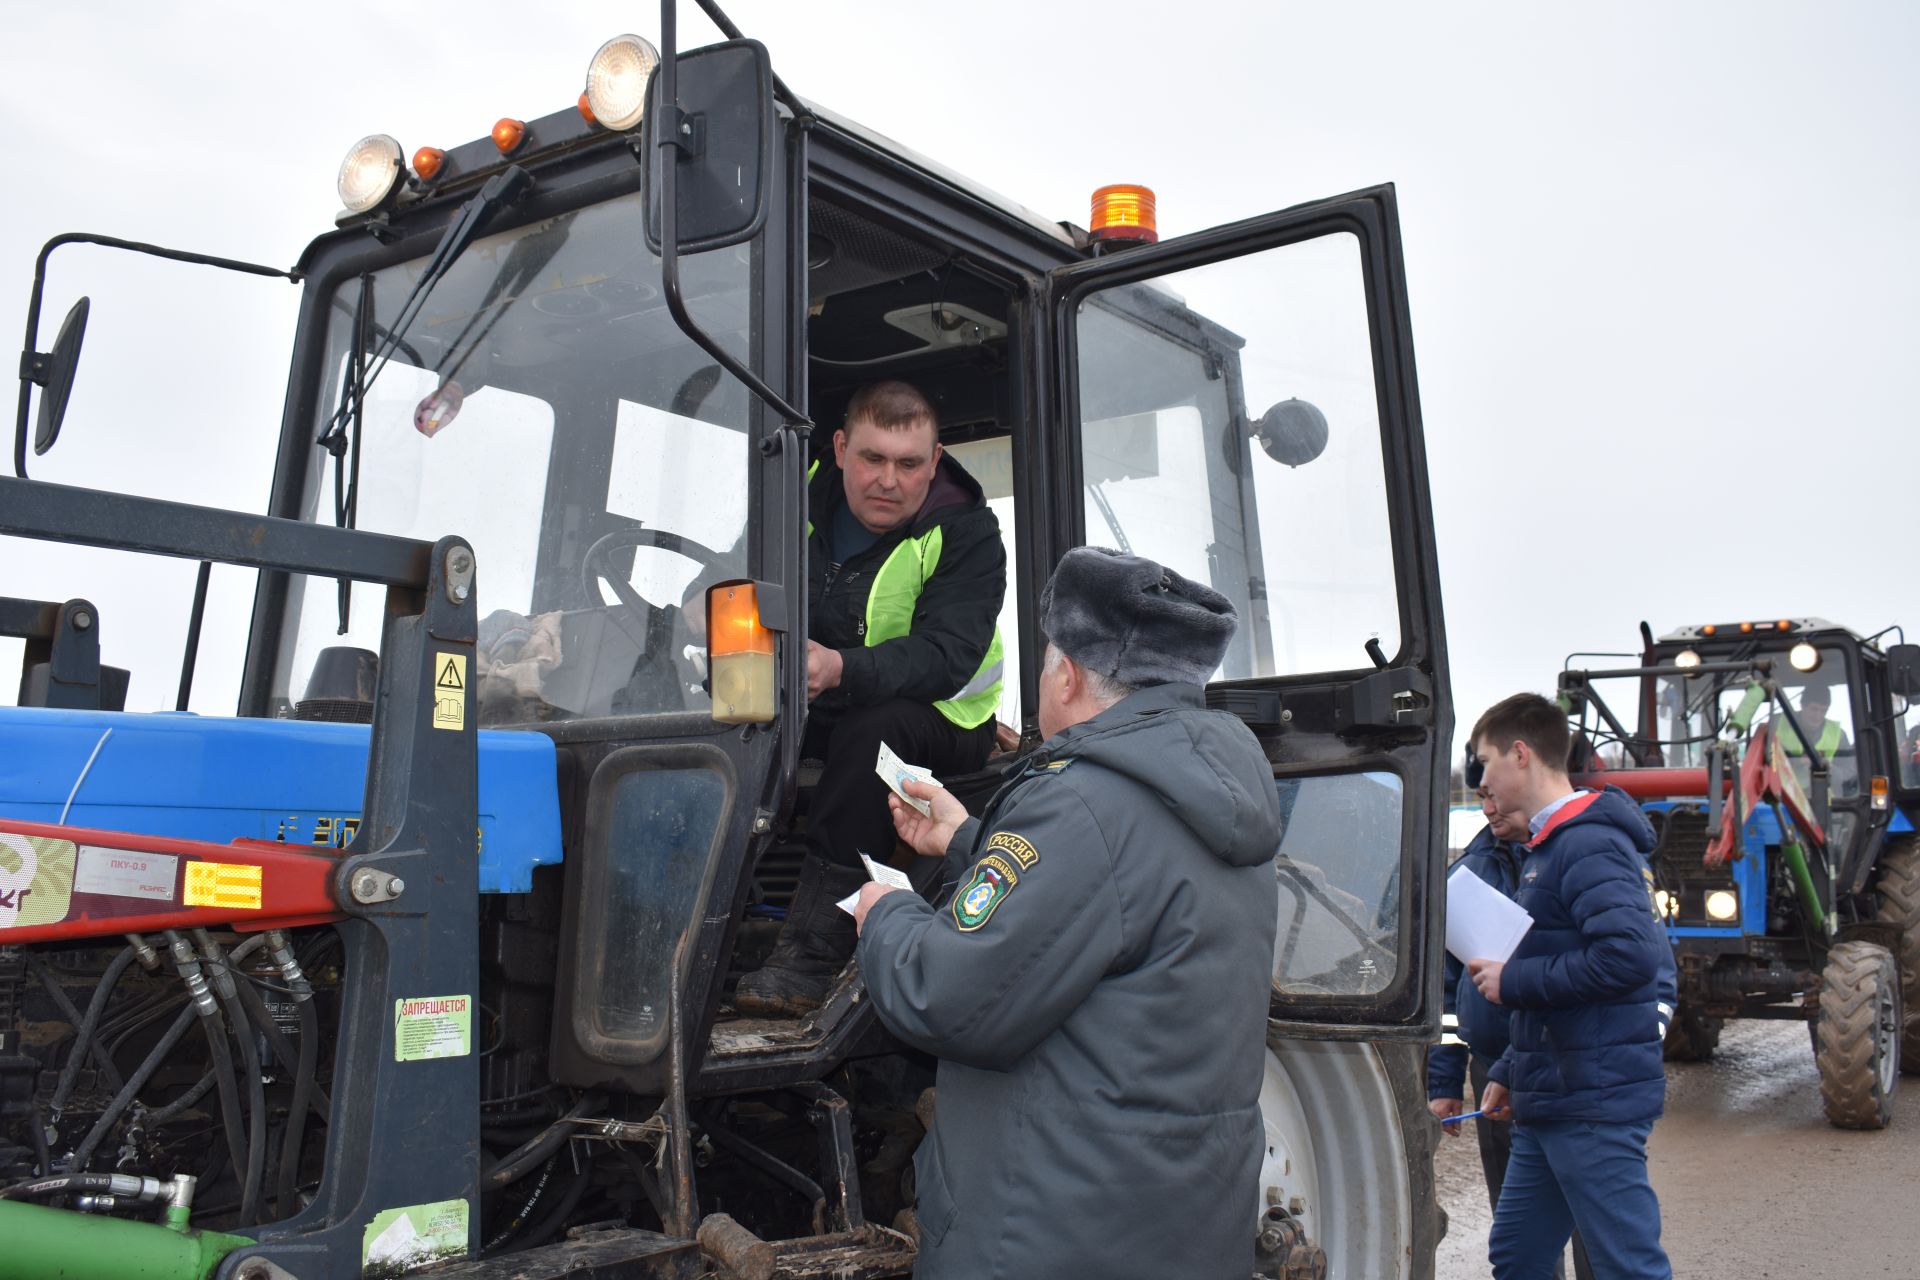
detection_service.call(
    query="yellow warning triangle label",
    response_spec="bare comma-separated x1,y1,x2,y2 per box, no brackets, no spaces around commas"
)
436,657,465,690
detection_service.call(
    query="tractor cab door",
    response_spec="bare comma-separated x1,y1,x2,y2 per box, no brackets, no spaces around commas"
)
1045,188,1449,1275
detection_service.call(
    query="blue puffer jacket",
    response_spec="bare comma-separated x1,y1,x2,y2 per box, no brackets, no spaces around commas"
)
1428,826,1526,1100
1488,786,1671,1124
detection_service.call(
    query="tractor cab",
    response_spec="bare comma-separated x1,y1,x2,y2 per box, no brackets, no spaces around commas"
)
0,8,1453,1277
1559,618,1920,1130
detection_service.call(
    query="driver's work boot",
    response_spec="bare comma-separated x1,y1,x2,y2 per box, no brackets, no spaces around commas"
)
734,855,868,1017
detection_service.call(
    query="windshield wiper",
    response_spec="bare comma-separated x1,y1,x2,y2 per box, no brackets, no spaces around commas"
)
313,166,533,632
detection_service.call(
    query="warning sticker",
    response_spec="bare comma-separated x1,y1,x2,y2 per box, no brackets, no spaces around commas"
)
362,1198,469,1277
432,652,466,732
394,995,472,1062
183,861,263,910
0,833,75,930
76,847,178,901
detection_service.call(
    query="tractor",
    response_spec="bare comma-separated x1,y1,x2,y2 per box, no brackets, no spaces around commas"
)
0,4,1455,1275
1559,618,1920,1129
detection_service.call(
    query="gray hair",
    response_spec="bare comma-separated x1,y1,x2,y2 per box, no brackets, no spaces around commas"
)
1043,643,1135,710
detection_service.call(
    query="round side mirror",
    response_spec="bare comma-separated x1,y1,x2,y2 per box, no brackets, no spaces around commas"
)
33,296,90,456
1253,398,1328,468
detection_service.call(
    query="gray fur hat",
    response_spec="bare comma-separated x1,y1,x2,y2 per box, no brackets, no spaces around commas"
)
1039,547,1237,688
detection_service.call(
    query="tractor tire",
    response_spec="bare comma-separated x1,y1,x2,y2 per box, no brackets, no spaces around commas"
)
1662,1003,1723,1062
1814,940,1902,1130
1872,836,1920,1074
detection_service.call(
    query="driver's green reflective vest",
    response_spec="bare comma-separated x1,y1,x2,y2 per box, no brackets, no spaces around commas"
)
867,529,1005,729
807,462,1004,730
1777,717,1844,758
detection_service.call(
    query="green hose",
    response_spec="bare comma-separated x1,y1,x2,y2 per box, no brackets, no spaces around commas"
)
0,1200,250,1280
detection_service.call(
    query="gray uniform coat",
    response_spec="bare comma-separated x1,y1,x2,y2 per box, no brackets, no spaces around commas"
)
859,683,1282,1280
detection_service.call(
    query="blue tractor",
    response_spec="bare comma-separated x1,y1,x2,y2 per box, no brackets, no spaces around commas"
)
1558,619,1920,1129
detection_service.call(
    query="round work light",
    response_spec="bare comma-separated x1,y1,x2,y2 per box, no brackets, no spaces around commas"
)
585,34,660,132
337,134,404,214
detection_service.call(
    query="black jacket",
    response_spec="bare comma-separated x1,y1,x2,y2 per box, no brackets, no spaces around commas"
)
1428,825,1527,1099
806,452,1003,711
859,683,1282,1280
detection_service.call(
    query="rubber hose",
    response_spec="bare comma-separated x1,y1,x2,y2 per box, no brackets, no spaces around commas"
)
482,1153,558,1254
200,1014,249,1200
145,1069,217,1123
48,945,138,1117
0,1171,122,1200
67,1001,197,1171
231,962,330,1122
200,936,267,1227
28,955,126,1096
484,1093,603,1190
276,995,319,1219
517,1159,595,1250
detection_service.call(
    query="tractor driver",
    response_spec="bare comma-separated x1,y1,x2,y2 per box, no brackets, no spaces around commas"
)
733,380,1007,1018
1776,682,1856,800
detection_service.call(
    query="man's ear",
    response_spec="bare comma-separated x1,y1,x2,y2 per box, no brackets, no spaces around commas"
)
1511,739,1533,771
832,428,849,467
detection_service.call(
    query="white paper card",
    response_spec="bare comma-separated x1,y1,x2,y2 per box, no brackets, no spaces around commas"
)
838,852,916,915
1444,865,1534,965
875,741,938,817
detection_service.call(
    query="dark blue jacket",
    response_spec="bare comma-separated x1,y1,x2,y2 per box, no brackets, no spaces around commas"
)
1488,786,1672,1124
1428,825,1526,1100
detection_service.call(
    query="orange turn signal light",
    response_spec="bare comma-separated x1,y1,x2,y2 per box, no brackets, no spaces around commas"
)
1873,775,1891,810
492,118,527,153
1702,624,1718,636
1776,619,1792,631
708,581,776,725
412,147,446,181
1739,621,1755,634
1089,184,1158,244
577,92,597,125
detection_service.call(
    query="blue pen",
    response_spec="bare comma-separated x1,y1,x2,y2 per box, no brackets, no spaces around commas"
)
1441,1109,1485,1125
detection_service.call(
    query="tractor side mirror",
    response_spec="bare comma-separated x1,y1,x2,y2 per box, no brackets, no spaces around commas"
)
1887,644,1920,699
1252,398,1329,468
29,296,90,456
643,41,775,255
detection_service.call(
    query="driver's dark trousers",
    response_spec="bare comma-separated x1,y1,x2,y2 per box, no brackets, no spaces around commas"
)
803,698,996,871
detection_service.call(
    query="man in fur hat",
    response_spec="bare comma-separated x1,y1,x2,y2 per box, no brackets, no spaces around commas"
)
849,546,1282,1280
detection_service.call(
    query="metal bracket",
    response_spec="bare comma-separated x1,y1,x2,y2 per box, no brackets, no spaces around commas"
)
1334,666,1432,732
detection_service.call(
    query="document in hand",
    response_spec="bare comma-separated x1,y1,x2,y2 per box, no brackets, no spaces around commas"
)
1444,865,1534,965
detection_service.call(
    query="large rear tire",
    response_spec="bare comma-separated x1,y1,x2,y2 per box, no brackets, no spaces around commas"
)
1662,1003,1723,1062
1815,940,1901,1130
1872,836,1920,1074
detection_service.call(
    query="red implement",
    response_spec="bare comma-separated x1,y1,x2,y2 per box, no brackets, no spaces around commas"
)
0,818,345,943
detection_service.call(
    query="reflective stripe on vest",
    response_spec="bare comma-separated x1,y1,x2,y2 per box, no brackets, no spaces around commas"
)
864,525,1005,730
808,460,1005,730
1778,717,1843,758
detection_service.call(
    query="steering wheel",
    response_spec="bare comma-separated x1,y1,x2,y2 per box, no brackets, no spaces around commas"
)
579,525,732,661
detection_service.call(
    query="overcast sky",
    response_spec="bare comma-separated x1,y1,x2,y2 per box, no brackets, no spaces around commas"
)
3,1,1916,767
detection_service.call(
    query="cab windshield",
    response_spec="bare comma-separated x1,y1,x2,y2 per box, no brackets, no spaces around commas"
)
1651,645,1858,798
270,192,755,724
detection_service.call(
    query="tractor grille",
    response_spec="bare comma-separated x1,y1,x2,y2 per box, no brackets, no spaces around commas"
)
1649,805,1735,924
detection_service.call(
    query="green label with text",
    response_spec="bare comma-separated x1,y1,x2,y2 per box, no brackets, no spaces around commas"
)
393,995,471,1062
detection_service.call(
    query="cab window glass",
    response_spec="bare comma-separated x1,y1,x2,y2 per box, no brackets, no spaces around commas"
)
1272,770,1402,997
1075,231,1397,679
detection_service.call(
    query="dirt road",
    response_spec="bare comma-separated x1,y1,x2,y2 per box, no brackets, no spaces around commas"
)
1433,1019,1920,1278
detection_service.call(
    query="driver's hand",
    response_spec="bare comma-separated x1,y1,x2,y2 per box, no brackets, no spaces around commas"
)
889,779,967,858
806,641,844,700
1428,1097,1464,1138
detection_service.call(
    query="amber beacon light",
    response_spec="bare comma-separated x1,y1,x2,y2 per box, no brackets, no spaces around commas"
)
1089,184,1159,244
707,581,776,725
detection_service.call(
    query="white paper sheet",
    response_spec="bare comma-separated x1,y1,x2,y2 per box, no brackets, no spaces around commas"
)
838,852,916,915
1444,865,1534,965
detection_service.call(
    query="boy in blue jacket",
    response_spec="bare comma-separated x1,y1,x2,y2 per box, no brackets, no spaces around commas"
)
1468,694,1673,1280
1430,787,1591,1280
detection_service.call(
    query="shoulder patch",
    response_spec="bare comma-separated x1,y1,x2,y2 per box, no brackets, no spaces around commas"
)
953,853,1020,932
985,830,1040,871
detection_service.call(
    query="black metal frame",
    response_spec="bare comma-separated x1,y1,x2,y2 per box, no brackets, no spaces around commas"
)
1,477,483,1278
1042,188,1452,1038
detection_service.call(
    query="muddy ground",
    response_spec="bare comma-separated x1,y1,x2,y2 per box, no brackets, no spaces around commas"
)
1432,1019,1920,1278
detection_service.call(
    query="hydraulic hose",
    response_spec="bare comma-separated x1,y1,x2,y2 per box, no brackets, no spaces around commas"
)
195,932,266,1226
1,1171,124,1200
28,954,127,1096
484,1093,604,1191
276,995,320,1219
482,1153,559,1254
144,1070,217,1124
199,1015,249,1204
47,945,139,1119
68,1002,196,1172
517,1159,594,1250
